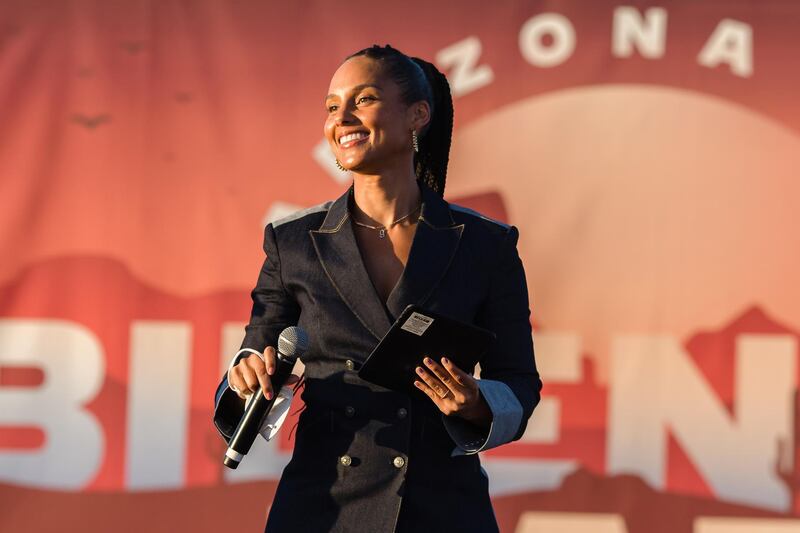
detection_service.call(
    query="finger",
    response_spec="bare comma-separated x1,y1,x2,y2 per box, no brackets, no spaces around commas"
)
245,356,273,399
264,346,277,375
440,357,474,388
415,365,449,398
413,379,444,406
228,368,250,400
423,357,460,394
239,364,260,394
254,362,273,400
414,380,455,415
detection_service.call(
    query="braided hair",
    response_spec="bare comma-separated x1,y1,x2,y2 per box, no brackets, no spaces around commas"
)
344,44,454,197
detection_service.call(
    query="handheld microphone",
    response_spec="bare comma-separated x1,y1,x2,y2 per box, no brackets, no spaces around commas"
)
223,326,309,469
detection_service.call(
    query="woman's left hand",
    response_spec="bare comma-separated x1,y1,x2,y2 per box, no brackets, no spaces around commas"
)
413,356,492,429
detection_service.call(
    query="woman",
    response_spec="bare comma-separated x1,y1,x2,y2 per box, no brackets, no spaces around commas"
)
214,44,542,532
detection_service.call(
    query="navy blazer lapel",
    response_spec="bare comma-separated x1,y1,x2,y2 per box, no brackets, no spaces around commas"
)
309,184,392,341
309,181,463,342
385,183,464,321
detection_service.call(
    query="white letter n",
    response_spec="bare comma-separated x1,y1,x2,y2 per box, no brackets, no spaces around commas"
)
607,334,795,511
612,6,667,59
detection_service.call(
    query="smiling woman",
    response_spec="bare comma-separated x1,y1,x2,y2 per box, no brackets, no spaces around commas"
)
214,44,541,533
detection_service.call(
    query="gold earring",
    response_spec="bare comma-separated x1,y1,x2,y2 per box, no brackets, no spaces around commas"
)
411,130,419,153
335,158,347,171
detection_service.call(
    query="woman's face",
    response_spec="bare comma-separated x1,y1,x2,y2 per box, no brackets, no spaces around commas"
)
324,56,425,174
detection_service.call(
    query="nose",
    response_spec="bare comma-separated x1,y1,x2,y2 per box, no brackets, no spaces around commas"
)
331,101,356,126
333,110,351,126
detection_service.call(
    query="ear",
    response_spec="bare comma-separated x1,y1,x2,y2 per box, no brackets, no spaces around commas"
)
408,100,431,133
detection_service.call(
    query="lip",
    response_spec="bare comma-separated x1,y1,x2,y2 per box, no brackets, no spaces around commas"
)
339,133,369,148
337,127,369,141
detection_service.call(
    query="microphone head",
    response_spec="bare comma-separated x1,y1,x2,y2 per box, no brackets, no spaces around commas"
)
277,326,309,360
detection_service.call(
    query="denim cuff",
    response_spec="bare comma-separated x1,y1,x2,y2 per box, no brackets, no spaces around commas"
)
442,379,523,457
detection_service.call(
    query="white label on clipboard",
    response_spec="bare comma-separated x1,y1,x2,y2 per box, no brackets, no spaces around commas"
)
401,312,434,336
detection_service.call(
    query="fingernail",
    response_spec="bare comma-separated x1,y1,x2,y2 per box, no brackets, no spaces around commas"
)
442,357,449,364
266,391,272,400
424,357,432,364
416,367,424,375
268,367,274,375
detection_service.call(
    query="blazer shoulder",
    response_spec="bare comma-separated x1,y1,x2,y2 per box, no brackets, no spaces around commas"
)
448,203,512,239
270,200,333,236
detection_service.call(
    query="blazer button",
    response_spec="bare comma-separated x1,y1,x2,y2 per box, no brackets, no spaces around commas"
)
344,406,356,418
340,455,352,467
345,359,355,371
396,408,408,420
393,456,406,469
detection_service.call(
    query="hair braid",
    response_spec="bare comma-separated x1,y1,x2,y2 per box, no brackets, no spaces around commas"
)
409,57,453,196
343,44,453,197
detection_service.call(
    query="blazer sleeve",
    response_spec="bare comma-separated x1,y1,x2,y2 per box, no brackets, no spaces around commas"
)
442,224,542,456
213,222,301,442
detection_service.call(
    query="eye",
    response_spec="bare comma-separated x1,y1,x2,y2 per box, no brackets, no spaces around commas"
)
326,104,338,113
356,95,376,104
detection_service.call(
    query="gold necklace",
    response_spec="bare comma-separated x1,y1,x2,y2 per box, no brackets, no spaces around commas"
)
351,204,422,238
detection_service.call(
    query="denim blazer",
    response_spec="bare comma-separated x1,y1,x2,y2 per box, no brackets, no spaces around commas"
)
213,180,542,533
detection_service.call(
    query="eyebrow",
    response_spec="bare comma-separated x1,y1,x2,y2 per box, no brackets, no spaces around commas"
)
324,84,383,103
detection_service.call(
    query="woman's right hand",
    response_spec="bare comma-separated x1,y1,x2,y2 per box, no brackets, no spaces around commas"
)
228,346,301,401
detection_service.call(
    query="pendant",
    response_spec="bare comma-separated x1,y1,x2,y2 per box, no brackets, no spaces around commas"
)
378,228,386,238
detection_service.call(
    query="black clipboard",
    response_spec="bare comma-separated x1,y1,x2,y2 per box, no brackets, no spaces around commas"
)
358,304,496,394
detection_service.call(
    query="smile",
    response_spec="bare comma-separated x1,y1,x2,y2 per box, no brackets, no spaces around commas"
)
339,132,369,147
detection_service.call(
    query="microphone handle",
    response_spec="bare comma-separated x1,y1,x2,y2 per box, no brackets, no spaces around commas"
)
223,352,296,469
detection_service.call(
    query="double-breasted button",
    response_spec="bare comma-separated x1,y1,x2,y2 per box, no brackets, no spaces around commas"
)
396,408,408,420
345,359,355,371
393,456,406,469
344,406,356,418
340,455,352,466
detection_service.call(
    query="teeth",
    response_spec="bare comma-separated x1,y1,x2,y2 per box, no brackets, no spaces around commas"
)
339,132,368,145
